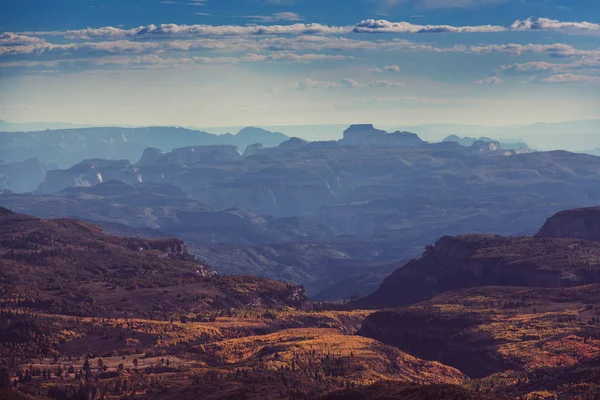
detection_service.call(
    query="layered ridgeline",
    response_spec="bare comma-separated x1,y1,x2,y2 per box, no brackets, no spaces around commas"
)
0,126,289,169
350,207,600,398
3,124,600,299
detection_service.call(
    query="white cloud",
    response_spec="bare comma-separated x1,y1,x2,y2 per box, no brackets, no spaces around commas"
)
0,40,161,57
371,65,401,73
511,18,600,32
466,43,600,58
0,32,45,46
354,17,600,34
475,76,502,84
243,12,304,23
297,78,407,90
369,80,405,87
378,0,508,8
492,59,600,85
297,78,362,89
298,78,346,89
539,74,600,84
354,19,506,33
193,52,352,63
22,23,350,40
498,61,560,74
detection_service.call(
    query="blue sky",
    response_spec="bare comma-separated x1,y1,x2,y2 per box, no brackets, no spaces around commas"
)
0,0,599,127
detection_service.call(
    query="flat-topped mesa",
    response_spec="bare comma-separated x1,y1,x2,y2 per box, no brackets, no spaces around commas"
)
340,124,425,148
537,206,600,241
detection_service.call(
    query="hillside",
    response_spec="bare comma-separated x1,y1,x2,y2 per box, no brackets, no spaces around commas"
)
4,207,600,399
358,284,600,397
319,381,506,400
0,208,308,318
352,234,600,309
2,308,471,400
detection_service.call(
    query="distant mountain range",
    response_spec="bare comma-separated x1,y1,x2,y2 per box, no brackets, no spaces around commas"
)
199,119,600,152
0,125,289,168
3,124,600,299
3,118,600,152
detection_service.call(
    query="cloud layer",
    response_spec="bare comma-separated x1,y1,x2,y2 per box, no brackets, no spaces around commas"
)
1,16,599,86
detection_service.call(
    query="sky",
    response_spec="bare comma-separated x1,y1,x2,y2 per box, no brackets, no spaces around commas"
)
0,0,600,128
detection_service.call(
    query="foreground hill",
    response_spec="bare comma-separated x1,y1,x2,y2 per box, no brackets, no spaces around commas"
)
319,381,506,400
4,206,600,399
2,307,473,399
0,208,307,318
353,234,600,309
358,284,600,397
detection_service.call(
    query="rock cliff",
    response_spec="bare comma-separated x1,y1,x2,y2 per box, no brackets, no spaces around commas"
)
352,234,600,309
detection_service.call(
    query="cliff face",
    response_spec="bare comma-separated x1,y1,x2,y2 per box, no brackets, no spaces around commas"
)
352,234,600,309
537,207,600,241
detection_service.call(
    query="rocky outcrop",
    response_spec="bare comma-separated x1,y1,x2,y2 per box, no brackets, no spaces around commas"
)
340,124,424,148
537,207,600,241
